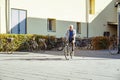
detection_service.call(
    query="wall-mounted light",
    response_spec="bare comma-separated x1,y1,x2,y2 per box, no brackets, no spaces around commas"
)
115,1,120,7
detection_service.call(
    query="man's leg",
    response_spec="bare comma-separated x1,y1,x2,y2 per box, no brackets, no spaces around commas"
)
70,42,75,59
72,42,75,51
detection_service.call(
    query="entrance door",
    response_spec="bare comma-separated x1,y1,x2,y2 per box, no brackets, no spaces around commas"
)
11,9,27,34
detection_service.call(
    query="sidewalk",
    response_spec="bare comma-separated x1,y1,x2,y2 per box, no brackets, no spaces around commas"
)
0,51,64,61
0,50,120,80
0,50,120,61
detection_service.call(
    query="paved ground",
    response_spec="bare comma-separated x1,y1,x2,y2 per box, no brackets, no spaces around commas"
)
0,50,120,80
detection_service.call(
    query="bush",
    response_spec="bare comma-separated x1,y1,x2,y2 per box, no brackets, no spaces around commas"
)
0,34,55,52
92,36,110,50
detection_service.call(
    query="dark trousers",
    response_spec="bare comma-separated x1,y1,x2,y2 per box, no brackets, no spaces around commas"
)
69,40,75,51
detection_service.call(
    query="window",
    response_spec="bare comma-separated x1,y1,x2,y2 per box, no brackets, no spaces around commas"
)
89,0,95,14
11,9,27,34
76,22,81,34
103,31,110,37
47,19,56,32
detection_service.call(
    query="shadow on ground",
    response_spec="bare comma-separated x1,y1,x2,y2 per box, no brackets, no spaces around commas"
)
41,50,120,59
0,50,120,61
3,58,63,61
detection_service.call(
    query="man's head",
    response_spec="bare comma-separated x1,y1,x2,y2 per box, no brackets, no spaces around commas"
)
69,25,73,31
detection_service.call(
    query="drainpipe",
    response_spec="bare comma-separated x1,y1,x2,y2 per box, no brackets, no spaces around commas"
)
115,1,120,44
5,0,10,34
86,0,89,38
0,6,1,34
118,3,120,44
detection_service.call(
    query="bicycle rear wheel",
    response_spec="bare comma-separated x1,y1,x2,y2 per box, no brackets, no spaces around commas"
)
69,44,74,59
109,45,118,55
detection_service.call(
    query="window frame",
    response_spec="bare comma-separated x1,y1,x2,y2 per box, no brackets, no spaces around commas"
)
11,8,27,34
47,18,56,32
76,22,81,34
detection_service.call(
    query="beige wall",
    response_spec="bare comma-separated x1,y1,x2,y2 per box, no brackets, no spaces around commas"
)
0,5,1,33
10,0,88,37
27,17,87,38
27,17,56,36
56,20,76,38
0,0,6,33
8,0,117,38
10,0,86,22
88,0,117,37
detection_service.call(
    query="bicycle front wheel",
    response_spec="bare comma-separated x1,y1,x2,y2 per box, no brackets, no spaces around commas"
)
64,45,69,60
109,45,118,55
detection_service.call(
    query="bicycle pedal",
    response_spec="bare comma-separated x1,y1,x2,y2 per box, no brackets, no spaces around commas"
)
67,54,69,56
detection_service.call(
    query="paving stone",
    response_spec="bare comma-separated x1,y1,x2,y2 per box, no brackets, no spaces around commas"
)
0,50,120,80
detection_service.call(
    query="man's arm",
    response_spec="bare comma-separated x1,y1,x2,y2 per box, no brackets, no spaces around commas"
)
73,29,76,38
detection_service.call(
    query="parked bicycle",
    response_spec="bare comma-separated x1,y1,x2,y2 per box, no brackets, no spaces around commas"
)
46,35,56,50
19,36,47,52
37,38,47,52
55,38,65,51
75,38,93,50
20,36,30,51
28,37,38,52
4,37,14,54
108,36,119,55
47,37,67,51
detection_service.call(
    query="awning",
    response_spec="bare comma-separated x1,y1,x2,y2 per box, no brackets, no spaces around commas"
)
107,22,118,26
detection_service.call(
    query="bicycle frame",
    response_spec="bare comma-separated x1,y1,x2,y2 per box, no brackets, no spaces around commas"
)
63,41,74,60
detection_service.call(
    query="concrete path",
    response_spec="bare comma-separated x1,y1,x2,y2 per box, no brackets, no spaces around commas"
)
0,50,120,80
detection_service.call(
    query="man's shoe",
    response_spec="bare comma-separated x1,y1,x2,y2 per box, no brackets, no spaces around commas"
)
70,51,74,59
117,51,120,54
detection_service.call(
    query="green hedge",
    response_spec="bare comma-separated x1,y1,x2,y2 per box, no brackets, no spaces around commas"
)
0,34,55,51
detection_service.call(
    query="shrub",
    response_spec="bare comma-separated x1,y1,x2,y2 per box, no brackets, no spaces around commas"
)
0,34,55,52
92,36,110,50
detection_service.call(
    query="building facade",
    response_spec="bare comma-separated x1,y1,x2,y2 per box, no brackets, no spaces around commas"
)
0,0,118,38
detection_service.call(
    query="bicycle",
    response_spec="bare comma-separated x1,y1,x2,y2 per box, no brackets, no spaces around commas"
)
37,38,47,52
28,37,39,52
75,38,93,50
4,38,14,54
108,36,120,55
63,41,74,60
56,37,65,51
109,40,120,55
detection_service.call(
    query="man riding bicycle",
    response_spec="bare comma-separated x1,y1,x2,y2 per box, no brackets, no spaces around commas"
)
65,25,76,56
